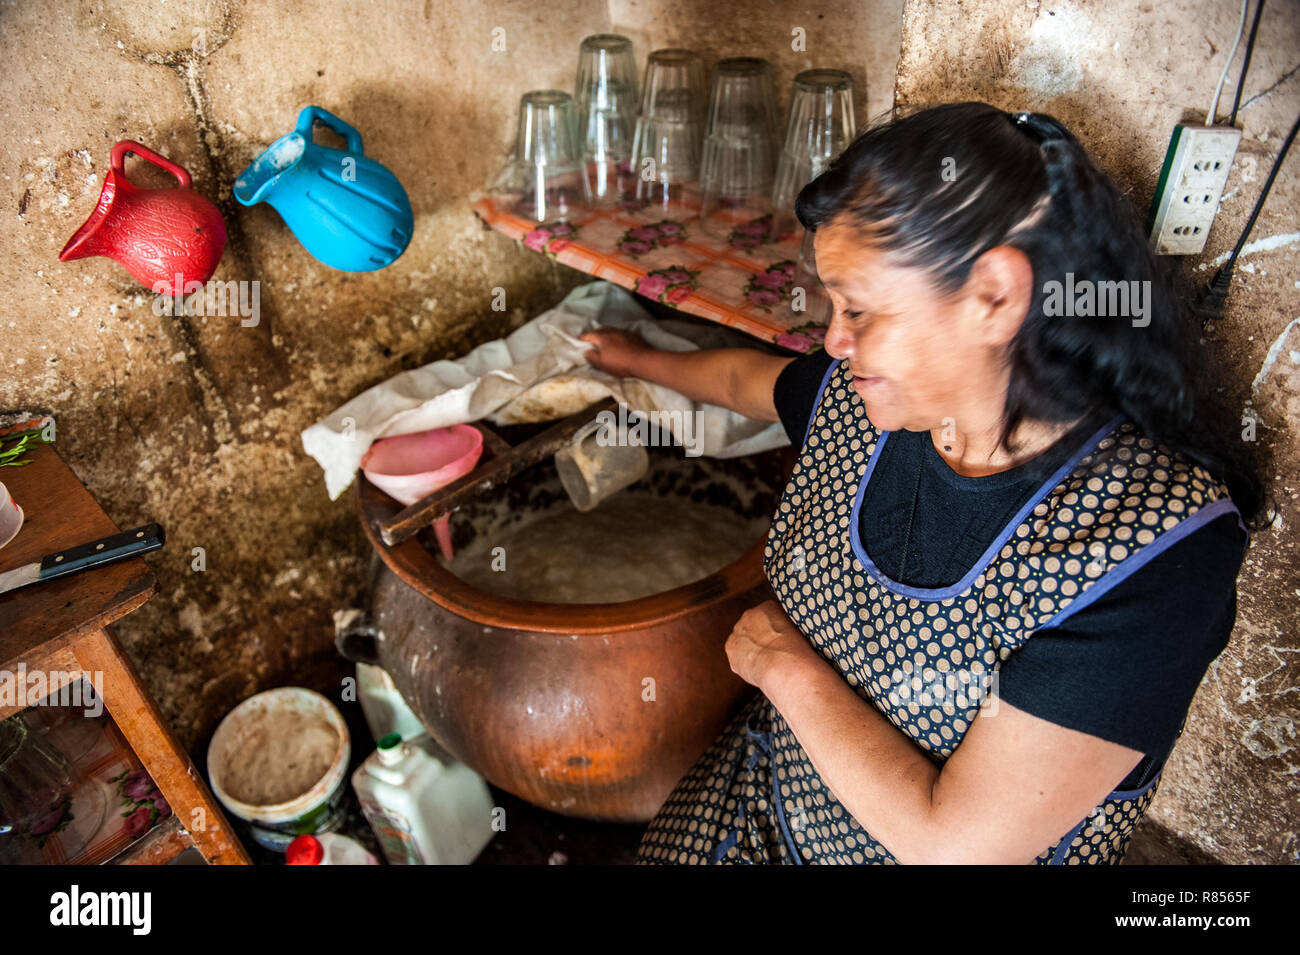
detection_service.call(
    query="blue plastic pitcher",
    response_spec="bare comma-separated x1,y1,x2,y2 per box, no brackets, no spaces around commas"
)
234,106,413,271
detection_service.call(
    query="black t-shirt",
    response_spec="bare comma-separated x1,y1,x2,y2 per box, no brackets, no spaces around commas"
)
772,348,1247,791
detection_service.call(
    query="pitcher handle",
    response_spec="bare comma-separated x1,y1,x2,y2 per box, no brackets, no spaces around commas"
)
111,141,193,189
295,105,365,155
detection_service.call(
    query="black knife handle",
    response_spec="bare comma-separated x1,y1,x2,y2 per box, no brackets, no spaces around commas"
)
38,523,166,581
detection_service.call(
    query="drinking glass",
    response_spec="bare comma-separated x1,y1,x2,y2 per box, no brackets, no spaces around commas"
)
787,228,832,325
493,90,592,223
628,49,707,211
0,714,108,864
21,680,105,763
769,69,856,242
698,57,780,239
0,716,70,863
575,34,639,206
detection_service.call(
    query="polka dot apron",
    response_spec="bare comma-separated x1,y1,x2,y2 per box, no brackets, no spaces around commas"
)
638,357,1243,865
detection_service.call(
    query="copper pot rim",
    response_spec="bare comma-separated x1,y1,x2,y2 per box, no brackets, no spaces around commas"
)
357,471,774,634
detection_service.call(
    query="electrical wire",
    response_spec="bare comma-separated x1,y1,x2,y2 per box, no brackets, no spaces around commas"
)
1229,0,1265,127
1226,113,1298,267
1207,0,1250,125
1198,111,1300,319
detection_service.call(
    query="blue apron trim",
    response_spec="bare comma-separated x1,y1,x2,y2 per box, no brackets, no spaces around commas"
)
1037,497,1243,632
1047,770,1162,865
801,356,842,448
1047,816,1090,865
708,711,805,864
848,410,1128,601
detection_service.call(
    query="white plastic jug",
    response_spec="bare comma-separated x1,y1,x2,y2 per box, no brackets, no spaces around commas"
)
352,733,496,865
356,662,426,743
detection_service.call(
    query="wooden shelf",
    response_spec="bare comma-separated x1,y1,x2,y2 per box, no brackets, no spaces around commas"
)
471,193,829,353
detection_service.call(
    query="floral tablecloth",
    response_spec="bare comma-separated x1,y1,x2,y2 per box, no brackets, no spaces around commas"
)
470,192,829,353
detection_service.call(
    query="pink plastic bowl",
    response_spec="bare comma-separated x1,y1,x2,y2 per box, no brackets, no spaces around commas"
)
361,425,484,561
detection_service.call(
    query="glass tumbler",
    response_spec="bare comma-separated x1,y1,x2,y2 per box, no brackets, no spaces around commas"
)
698,57,780,239
769,69,856,243
0,713,112,865
493,90,592,223
788,228,832,326
0,715,72,863
575,34,639,206
628,49,707,211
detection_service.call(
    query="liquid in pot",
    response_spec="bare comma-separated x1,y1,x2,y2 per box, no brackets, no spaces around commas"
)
441,492,767,603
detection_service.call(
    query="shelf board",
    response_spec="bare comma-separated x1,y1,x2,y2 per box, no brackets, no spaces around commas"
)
471,193,829,352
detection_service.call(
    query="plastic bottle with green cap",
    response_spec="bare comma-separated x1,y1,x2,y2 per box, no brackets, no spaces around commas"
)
351,732,495,865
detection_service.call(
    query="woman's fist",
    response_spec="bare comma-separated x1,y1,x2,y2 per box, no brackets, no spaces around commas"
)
578,328,653,378
725,600,815,690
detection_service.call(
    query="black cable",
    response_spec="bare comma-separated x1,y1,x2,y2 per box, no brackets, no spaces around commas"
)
1229,0,1265,127
1199,110,1300,320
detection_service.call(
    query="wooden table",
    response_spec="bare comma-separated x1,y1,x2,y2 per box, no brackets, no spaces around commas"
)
0,443,248,864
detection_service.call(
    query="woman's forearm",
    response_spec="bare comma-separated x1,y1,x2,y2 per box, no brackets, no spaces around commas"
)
762,652,943,864
632,347,792,422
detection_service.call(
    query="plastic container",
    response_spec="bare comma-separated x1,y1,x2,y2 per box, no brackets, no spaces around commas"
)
0,480,23,550
553,419,649,512
352,733,495,865
207,688,351,852
356,662,426,744
286,832,379,865
361,424,484,562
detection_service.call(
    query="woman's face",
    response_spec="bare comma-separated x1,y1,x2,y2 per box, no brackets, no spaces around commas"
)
813,219,1013,435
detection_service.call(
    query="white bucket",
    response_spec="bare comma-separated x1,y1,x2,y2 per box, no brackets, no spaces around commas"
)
207,687,351,852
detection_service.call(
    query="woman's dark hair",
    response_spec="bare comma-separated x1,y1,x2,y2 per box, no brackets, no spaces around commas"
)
795,101,1266,528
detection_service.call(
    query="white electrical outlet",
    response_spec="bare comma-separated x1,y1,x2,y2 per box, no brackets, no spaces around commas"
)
1149,124,1241,255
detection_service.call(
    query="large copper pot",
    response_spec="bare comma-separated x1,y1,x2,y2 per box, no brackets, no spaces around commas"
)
352,446,791,822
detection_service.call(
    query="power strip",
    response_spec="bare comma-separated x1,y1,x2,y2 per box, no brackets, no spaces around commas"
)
1149,124,1241,255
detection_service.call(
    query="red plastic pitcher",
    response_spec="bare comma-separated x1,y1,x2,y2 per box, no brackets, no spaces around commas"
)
60,141,227,295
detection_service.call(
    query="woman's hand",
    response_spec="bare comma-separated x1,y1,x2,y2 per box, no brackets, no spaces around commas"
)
725,600,819,690
578,329,653,378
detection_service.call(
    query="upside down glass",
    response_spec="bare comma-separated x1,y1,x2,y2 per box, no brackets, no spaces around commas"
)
575,34,639,206
788,228,832,326
493,90,592,223
769,69,857,243
698,57,779,238
0,716,71,863
628,49,707,211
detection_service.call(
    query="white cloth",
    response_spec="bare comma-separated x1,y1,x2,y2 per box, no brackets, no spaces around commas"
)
302,280,790,500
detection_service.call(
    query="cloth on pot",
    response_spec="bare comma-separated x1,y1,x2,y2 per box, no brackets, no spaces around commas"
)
302,280,791,500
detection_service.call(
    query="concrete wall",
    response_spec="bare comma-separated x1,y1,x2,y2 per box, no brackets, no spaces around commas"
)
0,0,900,764
895,0,1299,864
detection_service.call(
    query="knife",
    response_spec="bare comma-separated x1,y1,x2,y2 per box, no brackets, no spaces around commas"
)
0,523,165,595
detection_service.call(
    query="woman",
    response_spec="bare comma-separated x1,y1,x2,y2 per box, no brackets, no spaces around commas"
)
580,103,1263,865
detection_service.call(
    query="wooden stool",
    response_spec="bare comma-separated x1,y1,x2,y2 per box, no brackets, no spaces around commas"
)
0,442,248,865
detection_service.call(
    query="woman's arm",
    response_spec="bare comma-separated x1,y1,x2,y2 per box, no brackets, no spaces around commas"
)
726,602,1145,865
579,329,793,422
